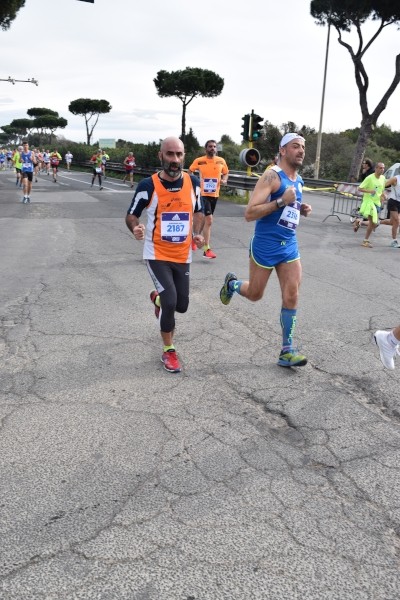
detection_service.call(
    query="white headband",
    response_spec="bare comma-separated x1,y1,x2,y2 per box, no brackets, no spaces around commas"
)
280,133,305,148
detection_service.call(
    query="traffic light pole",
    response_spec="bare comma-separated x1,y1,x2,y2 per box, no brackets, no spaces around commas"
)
247,111,255,177
240,109,263,200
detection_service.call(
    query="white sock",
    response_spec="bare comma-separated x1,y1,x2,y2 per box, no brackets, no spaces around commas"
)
389,332,400,346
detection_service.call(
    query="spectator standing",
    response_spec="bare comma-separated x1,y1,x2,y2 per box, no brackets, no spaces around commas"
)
360,158,374,182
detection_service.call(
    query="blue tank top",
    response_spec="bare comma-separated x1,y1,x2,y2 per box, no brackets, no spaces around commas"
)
254,166,303,244
20,150,34,172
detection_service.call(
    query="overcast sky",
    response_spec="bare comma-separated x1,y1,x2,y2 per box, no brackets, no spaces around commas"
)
1,0,399,146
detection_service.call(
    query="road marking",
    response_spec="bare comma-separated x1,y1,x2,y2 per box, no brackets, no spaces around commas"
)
57,173,134,192
0,170,134,193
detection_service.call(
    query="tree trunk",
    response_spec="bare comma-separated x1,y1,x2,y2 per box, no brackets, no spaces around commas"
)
85,116,91,145
181,102,186,142
334,22,400,182
347,119,373,182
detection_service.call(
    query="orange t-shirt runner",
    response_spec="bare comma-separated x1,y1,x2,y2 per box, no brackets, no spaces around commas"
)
189,156,229,198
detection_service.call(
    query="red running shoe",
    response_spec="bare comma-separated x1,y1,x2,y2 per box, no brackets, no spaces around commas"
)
149,290,160,319
203,249,216,259
161,349,182,373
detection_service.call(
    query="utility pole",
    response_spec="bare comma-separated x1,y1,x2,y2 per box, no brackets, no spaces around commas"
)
314,23,330,180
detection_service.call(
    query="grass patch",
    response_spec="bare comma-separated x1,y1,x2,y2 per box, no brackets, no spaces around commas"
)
220,190,249,205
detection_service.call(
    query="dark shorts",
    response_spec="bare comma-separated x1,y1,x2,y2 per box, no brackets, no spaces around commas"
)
125,168,134,174
202,196,218,216
387,198,400,214
22,171,33,182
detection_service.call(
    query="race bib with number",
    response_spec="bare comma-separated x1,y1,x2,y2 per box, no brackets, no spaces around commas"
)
278,200,301,230
161,212,190,243
203,178,218,194
95,167,102,173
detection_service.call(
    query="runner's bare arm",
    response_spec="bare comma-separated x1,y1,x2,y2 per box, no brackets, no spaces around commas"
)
125,214,145,239
245,170,295,222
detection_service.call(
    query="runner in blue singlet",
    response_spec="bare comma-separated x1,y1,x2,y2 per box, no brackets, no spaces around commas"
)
219,133,312,367
20,141,36,203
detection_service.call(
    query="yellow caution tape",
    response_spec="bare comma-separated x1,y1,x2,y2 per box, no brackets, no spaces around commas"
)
303,186,336,192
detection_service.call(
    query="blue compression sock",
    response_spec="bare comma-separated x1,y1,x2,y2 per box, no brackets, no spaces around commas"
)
229,279,243,295
280,308,297,351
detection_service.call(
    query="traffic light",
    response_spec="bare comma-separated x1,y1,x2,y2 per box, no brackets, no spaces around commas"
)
239,148,261,168
252,114,263,140
241,114,250,142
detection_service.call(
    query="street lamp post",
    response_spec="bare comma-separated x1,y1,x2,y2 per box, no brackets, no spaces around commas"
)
0,76,38,86
314,23,330,180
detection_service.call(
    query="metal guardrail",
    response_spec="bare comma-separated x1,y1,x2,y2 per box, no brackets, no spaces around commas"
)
81,161,261,190
80,161,337,194
82,161,151,177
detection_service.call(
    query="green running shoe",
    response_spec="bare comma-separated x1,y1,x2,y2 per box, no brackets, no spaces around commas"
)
277,349,307,367
220,272,237,305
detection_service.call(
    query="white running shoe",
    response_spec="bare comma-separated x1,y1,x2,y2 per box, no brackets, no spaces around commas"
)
390,239,399,248
373,330,399,370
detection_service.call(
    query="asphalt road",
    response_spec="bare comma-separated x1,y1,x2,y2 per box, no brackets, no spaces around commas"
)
1,167,400,600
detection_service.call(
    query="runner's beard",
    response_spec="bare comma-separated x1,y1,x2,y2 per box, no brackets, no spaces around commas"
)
162,161,182,179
